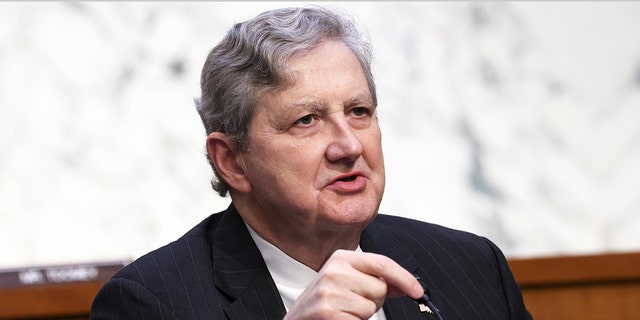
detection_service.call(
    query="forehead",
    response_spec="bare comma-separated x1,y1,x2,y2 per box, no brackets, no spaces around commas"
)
252,41,372,124
269,41,369,101
287,41,360,79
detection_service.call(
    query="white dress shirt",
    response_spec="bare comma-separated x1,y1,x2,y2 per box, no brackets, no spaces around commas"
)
246,223,387,320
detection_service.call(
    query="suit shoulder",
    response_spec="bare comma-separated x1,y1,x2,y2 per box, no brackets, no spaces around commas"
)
372,214,495,252
374,214,484,239
93,209,233,317
110,210,226,283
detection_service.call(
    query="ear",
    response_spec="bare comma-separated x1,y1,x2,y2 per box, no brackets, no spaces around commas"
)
206,132,252,193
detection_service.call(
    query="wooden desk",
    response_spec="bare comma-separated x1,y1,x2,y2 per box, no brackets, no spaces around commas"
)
0,261,126,319
508,252,640,320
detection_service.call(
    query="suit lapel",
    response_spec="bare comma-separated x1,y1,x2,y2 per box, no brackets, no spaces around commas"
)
209,205,287,319
361,216,440,320
223,275,286,319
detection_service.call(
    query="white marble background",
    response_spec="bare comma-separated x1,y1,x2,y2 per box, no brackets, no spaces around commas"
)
1,2,639,268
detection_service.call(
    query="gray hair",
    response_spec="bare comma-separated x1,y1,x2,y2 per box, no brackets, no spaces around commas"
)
195,6,377,197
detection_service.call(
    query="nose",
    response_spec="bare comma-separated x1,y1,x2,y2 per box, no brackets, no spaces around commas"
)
325,119,363,163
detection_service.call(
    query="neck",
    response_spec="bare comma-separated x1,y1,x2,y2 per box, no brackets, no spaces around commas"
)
272,227,362,271
233,201,365,271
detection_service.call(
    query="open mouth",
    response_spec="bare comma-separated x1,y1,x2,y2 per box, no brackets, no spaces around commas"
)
338,175,357,182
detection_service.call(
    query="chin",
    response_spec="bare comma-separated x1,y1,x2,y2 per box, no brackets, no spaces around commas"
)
332,200,379,225
317,188,382,225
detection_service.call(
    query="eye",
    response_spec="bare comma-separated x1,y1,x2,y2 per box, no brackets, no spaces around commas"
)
295,114,317,127
350,107,370,117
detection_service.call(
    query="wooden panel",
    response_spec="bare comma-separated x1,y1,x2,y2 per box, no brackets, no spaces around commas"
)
0,281,106,319
0,261,127,319
508,252,640,320
509,252,640,286
521,282,640,319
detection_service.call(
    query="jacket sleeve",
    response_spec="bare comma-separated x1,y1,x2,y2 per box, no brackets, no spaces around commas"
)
484,238,534,320
91,277,175,320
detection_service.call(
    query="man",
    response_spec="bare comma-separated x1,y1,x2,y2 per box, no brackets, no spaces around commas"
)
92,6,532,320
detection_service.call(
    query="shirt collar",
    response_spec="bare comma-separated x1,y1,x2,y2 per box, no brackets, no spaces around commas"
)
245,223,318,288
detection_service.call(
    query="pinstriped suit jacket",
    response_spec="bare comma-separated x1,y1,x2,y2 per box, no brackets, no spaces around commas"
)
91,205,532,319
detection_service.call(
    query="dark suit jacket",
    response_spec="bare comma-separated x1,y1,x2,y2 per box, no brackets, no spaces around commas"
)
91,205,532,319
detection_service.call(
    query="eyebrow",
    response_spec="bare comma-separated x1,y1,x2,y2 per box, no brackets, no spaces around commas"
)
346,92,375,108
284,92,374,111
284,100,326,113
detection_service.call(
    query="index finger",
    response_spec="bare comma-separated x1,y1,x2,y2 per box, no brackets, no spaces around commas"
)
348,251,424,299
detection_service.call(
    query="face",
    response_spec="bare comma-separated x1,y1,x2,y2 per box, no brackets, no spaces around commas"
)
237,41,385,236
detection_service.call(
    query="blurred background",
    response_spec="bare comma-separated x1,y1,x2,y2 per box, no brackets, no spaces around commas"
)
1,2,639,269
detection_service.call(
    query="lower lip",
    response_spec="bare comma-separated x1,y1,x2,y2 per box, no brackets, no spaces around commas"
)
329,175,367,193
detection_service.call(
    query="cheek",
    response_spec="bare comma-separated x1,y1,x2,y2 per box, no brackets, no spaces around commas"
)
286,144,325,180
363,130,386,191
248,141,320,183
363,131,384,164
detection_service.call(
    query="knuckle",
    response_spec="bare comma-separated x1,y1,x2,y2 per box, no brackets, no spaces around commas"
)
369,253,392,273
367,300,381,316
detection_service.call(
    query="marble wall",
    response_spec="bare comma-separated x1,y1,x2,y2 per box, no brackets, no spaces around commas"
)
1,2,639,268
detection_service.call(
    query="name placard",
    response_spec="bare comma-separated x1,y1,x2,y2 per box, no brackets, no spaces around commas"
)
0,261,127,288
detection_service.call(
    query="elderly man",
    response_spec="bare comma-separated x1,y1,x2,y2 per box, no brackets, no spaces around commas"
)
92,6,531,320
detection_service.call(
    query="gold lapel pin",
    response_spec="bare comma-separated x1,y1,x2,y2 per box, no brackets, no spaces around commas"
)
418,303,434,314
